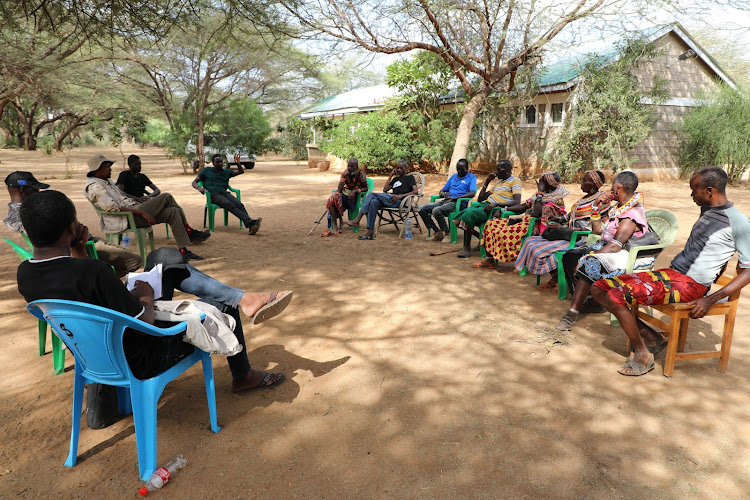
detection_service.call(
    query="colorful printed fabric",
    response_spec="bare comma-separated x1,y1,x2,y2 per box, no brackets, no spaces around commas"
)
565,192,600,230
482,215,534,263
513,236,585,275
593,268,709,307
339,170,368,196
575,240,655,284
524,185,569,208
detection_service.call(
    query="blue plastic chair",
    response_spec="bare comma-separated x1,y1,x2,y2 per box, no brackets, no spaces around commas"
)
27,299,221,480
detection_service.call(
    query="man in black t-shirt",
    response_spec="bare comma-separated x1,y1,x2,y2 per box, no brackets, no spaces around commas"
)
345,160,418,240
116,155,161,202
17,190,286,392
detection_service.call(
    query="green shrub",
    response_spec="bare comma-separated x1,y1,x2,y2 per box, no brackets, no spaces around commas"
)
322,111,421,173
680,84,750,184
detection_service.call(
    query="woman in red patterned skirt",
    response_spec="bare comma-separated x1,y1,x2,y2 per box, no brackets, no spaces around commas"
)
473,172,569,270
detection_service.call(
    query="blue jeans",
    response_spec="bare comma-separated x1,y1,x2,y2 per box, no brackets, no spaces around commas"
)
161,265,250,377
360,192,400,230
179,264,245,309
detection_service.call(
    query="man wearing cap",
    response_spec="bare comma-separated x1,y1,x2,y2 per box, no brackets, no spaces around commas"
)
84,154,209,262
4,171,141,277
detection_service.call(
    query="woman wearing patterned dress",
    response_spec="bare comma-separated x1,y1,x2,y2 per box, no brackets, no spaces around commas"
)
555,171,656,331
473,171,569,270
514,170,606,292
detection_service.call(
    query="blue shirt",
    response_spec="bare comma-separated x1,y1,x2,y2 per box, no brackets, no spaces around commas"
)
442,173,477,198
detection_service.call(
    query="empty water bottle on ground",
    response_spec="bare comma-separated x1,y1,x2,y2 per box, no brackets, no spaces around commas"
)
404,218,413,240
122,234,130,248
138,454,187,496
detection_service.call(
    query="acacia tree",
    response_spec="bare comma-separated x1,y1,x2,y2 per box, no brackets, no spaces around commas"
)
278,0,706,174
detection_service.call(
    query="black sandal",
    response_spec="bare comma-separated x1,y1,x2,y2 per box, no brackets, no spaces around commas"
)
357,234,375,240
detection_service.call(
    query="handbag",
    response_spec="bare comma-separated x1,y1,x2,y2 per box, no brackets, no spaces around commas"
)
541,226,575,241
623,231,661,252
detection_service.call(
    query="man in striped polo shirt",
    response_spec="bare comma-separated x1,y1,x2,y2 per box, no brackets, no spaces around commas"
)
452,159,522,258
592,166,750,376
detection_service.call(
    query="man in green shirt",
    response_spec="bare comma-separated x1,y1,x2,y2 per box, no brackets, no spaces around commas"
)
192,154,262,235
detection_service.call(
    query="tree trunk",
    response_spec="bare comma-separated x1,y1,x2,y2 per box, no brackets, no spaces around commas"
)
448,85,491,175
55,115,87,151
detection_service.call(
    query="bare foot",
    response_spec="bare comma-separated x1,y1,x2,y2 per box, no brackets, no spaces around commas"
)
344,220,359,227
238,291,292,317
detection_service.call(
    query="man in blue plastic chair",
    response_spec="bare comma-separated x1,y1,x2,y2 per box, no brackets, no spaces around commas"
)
16,190,290,394
418,158,476,243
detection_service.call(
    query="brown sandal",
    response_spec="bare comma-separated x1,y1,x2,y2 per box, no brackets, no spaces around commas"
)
537,280,558,292
471,259,496,269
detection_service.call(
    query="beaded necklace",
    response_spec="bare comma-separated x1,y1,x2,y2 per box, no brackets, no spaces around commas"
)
609,192,642,219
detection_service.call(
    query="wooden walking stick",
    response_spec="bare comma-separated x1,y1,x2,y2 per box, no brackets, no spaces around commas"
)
307,211,328,235
429,248,460,256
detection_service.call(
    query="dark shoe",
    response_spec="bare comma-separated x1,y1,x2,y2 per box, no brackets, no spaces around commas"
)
232,371,286,394
249,217,262,235
182,249,204,262
189,229,211,243
357,233,375,240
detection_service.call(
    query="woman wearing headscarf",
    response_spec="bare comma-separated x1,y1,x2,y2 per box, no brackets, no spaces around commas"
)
555,170,656,331
473,171,569,269
514,170,606,292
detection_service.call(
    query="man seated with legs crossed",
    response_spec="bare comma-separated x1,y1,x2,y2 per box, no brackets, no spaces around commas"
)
345,160,418,240
85,154,210,261
419,158,476,243
192,153,262,235
591,166,750,376
16,190,291,393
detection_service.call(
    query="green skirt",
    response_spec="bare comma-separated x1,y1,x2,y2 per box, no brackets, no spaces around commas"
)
454,202,492,228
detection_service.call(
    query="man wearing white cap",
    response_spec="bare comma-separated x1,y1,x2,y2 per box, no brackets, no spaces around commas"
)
84,154,209,261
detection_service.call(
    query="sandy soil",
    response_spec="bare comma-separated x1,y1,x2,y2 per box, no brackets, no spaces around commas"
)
1,146,750,499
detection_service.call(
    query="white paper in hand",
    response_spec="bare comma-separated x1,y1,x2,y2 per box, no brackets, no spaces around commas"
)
126,263,163,300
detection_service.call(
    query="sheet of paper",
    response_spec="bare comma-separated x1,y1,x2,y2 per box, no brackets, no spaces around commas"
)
126,263,163,300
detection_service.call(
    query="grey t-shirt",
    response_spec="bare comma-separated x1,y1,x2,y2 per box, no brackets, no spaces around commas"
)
670,203,750,287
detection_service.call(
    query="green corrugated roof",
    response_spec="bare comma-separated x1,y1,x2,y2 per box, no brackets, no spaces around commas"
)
300,85,395,117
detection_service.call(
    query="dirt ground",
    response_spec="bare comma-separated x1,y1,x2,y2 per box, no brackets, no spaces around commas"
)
1,146,750,499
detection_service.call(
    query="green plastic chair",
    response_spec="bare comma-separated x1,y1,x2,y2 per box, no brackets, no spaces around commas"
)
87,199,154,265
4,237,65,374
427,195,473,243
517,229,592,300
554,209,679,304
199,180,243,232
475,208,537,258
329,177,375,234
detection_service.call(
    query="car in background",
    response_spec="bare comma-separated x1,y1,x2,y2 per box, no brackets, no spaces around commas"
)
187,133,256,172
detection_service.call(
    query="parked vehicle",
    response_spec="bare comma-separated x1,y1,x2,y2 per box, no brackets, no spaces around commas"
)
187,134,256,172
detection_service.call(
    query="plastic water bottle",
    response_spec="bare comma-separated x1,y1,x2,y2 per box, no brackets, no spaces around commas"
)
404,218,413,240
327,213,332,229
138,454,187,496
122,234,130,248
